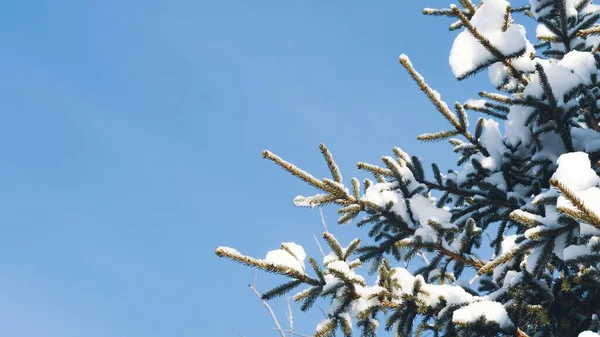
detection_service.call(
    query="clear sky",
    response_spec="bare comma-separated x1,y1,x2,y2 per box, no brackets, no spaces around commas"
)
0,1,498,336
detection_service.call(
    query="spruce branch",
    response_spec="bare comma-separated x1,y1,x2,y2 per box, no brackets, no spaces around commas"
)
464,103,509,120
263,150,327,191
577,25,600,37
399,55,461,128
450,4,529,86
502,5,511,32
319,143,343,183
399,55,490,156
534,63,557,109
479,91,512,104
215,247,321,286
458,0,476,13
357,161,393,177
417,130,460,142
551,178,600,229
555,0,572,52
478,239,538,275
397,239,485,270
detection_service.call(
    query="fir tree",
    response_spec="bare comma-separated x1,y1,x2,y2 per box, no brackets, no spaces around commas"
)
216,1,600,336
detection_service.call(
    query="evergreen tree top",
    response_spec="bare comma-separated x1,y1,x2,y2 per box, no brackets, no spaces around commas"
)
217,1,600,336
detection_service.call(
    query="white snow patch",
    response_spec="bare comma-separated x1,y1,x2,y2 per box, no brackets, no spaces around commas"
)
453,300,513,327
450,0,527,79
563,244,593,261
579,332,600,337
553,152,600,192
265,248,305,273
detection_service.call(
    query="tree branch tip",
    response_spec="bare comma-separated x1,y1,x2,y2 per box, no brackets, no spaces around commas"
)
398,54,410,64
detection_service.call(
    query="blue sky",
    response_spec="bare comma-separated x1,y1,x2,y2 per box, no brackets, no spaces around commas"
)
0,1,498,336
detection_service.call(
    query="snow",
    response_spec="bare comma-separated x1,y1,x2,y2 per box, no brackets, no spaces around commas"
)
553,153,600,220
505,106,534,146
564,0,579,17
563,244,593,261
218,243,307,273
572,128,600,154
282,242,306,265
536,23,557,40
464,99,487,108
410,194,452,226
351,285,385,314
362,181,452,243
323,252,338,265
501,235,518,254
338,312,352,329
510,38,536,73
479,154,498,170
581,223,600,237
322,274,343,293
487,29,535,88
529,0,553,18
503,270,522,287
524,60,584,106
553,233,568,260
449,0,528,79
479,119,506,162
493,235,520,281
553,152,600,192
265,246,305,273
488,62,509,87
452,300,513,327
530,0,579,18
581,3,600,15
576,188,600,218
327,260,365,283
579,332,600,337
362,182,408,219
316,319,332,333
561,51,598,86
294,194,326,208
390,268,475,309
221,1,600,334
216,246,242,256
525,245,544,273
450,24,527,79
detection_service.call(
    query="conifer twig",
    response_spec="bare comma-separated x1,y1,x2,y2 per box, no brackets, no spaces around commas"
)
215,248,321,285
262,150,327,191
551,178,600,229
556,0,571,52
398,55,491,156
577,26,600,37
450,4,529,86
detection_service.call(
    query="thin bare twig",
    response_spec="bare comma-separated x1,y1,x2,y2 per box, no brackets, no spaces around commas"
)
313,233,326,257
319,208,329,232
286,297,294,337
270,329,312,337
249,283,286,337
236,330,246,337
417,251,430,265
